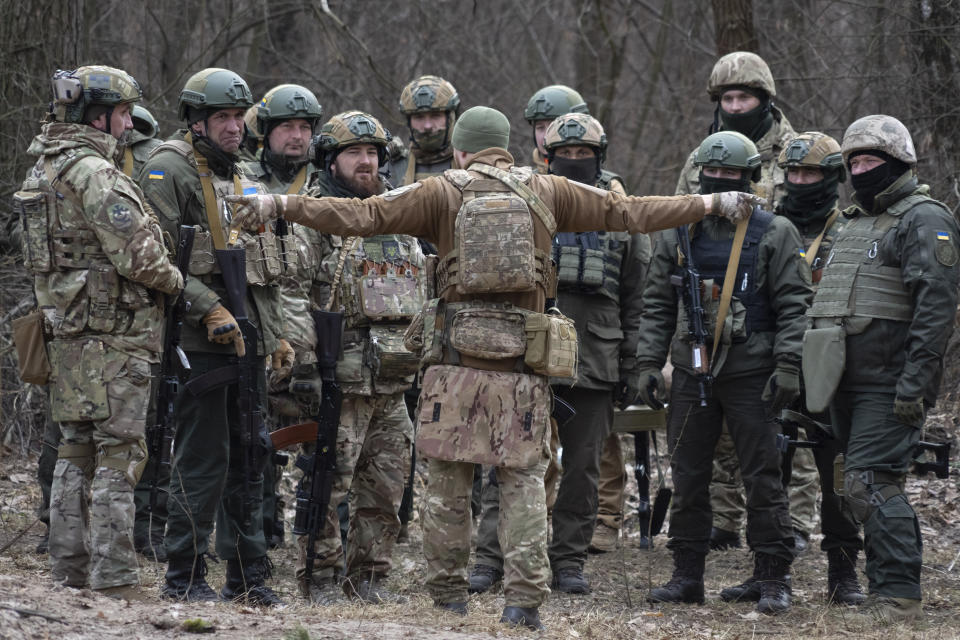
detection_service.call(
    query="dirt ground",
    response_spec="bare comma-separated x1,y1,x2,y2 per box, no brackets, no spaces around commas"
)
1,410,959,640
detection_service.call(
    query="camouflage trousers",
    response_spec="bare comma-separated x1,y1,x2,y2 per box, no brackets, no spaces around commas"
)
596,432,626,530
426,454,551,607
49,350,151,590
296,392,413,585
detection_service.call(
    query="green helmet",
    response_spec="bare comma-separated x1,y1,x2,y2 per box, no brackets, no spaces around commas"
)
779,132,846,181
131,105,159,138
243,105,262,141
399,75,460,115
177,67,254,121
543,113,607,162
707,51,776,99
524,85,589,123
840,115,917,166
693,131,761,182
51,65,142,123
255,84,323,135
317,110,391,166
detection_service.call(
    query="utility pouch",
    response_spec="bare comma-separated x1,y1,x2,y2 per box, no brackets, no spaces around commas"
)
187,229,217,275
418,298,446,367
13,190,53,272
359,271,424,320
416,364,550,467
244,229,282,285
403,306,425,355
12,310,51,385
524,310,578,378
85,263,119,332
49,339,110,421
802,325,846,413
449,308,526,360
335,341,366,383
369,324,419,378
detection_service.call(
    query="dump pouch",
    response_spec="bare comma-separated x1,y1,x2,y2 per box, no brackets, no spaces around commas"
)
369,324,419,378
802,324,846,413
524,309,578,378
12,310,51,385
449,307,526,360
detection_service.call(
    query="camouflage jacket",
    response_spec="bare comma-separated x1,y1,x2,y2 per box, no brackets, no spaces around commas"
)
241,151,322,196
22,122,182,359
635,212,812,379
675,106,797,207
122,129,161,180
138,129,283,357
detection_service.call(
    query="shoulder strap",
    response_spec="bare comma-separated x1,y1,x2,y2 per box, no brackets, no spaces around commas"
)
286,166,308,195
467,162,557,235
185,131,232,250
805,209,841,267
122,147,134,177
327,236,360,312
711,214,751,363
42,151,98,206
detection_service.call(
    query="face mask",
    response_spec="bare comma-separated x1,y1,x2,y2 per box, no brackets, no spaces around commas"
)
412,128,448,153
720,101,773,141
779,172,839,226
549,156,598,185
850,161,903,212
699,172,750,195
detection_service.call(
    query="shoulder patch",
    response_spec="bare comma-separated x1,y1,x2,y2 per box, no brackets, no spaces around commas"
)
108,202,133,231
382,181,422,201
442,169,472,189
935,230,958,267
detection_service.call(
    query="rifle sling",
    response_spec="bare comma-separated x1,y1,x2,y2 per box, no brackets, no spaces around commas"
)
183,365,239,397
122,147,134,178
186,131,243,250
269,421,320,450
710,214,751,365
287,165,307,195
804,209,840,267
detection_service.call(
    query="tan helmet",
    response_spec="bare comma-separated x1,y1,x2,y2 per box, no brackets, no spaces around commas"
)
840,115,917,165
51,65,142,123
317,110,391,166
707,51,776,99
779,132,846,180
524,84,589,123
543,113,607,162
243,105,262,141
399,75,460,115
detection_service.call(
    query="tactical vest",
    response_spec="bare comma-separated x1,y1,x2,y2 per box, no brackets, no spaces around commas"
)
438,165,553,296
553,232,625,301
339,235,427,329
596,170,623,192
807,197,925,324
688,209,777,335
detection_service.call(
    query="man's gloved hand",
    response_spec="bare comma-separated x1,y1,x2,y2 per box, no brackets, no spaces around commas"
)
203,303,245,356
271,338,296,376
635,367,666,410
289,364,322,407
222,193,286,230
762,362,801,412
893,395,925,427
616,373,642,410
710,191,767,223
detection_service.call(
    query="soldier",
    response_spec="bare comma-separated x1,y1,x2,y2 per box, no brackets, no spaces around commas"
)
240,104,262,162
242,84,324,550
122,105,162,177
468,113,651,595
224,105,762,628
290,111,424,605
139,68,290,605
638,131,812,614
524,84,589,174
392,75,460,185
17,65,183,600
804,116,959,625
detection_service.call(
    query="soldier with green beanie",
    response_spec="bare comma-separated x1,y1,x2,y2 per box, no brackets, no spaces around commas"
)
224,104,764,629
639,130,812,615
805,115,959,626
139,67,290,606
524,84,589,174
18,65,183,600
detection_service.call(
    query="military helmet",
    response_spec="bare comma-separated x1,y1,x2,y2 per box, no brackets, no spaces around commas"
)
694,131,762,181
543,113,607,162
778,132,846,180
707,51,776,99
524,84,589,123
317,110,391,167
840,114,917,166
131,105,159,138
51,65,142,123
243,105,262,141
256,84,323,134
399,75,460,115
177,67,254,121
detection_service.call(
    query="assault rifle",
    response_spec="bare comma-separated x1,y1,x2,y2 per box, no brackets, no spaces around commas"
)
669,225,711,405
146,225,195,523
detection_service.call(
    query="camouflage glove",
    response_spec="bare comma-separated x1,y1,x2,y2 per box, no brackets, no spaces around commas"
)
222,193,286,231
762,362,801,412
289,364,322,409
635,366,666,410
893,395,925,428
710,191,767,223
271,338,296,376
203,303,245,356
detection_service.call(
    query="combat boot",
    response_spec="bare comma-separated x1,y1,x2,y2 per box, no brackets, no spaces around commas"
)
721,554,762,602
162,555,219,602
134,530,168,563
467,564,503,594
709,526,741,550
501,606,545,631
551,566,590,594
844,595,922,627
647,549,705,604
435,601,468,616
588,523,619,553
756,553,792,615
221,557,284,607
299,574,343,605
827,548,866,605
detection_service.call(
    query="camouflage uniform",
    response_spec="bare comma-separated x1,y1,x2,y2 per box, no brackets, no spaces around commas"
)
21,119,182,590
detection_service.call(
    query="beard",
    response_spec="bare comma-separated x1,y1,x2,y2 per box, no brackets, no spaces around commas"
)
339,168,380,197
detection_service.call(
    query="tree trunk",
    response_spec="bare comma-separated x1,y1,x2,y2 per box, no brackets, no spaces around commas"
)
711,0,757,54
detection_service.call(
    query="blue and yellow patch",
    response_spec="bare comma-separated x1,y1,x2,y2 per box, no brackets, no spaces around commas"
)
798,248,806,259
243,187,257,195
935,230,958,266
148,170,164,180
937,231,950,241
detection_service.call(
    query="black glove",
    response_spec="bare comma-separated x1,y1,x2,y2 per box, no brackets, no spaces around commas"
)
762,363,800,412
635,367,666,410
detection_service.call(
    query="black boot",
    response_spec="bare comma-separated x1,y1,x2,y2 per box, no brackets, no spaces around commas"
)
551,566,590,594
647,549,705,604
134,527,168,563
827,548,866,605
501,606,545,631
756,553,791,614
162,555,219,602
720,554,762,602
221,556,284,607
709,526,742,550
468,564,503,594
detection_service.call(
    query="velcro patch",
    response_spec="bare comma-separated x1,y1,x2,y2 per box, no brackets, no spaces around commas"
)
382,182,421,201
108,203,133,231
935,230,958,266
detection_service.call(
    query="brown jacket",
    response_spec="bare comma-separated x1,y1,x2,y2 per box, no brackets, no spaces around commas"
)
282,148,704,314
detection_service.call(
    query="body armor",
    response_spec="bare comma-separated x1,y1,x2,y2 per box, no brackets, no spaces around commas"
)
553,231,626,301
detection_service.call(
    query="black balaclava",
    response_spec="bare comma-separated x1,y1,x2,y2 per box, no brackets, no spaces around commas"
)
409,112,454,164
779,169,841,227
698,169,751,195
714,86,774,142
549,155,600,185
848,150,910,213
188,107,239,178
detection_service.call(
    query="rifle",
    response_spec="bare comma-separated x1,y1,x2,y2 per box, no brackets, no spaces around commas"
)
146,225,195,523
291,309,344,584
669,225,711,406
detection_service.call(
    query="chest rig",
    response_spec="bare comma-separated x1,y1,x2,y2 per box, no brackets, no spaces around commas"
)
553,232,625,301
338,235,427,329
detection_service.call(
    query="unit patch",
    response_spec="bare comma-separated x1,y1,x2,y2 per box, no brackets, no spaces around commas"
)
108,202,133,231
382,182,421,201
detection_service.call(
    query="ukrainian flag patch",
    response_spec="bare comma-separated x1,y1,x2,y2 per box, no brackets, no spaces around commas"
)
148,170,164,180
798,248,806,259
243,186,257,195
935,230,958,267
937,231,950,241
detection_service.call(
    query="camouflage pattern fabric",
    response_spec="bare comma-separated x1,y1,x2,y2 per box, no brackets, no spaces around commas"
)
840,114,917,165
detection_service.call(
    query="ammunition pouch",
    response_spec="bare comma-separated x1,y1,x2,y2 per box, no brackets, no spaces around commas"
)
12,310,52,385
368,323,419,378
188,228,282,285
13,189,54,273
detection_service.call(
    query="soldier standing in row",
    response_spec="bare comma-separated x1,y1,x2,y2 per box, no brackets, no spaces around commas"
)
19,65,183,600
392,75,460,185
224,105,762,628
524,84,589,174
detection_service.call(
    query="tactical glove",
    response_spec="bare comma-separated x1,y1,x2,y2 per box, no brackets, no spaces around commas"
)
289,364,323,407
893,395,925,428
616,374,642,410
203,303,245,356
222,193,286,230
271,338,296,374
635,367,666,410
710,191,767,223
762,362,801,412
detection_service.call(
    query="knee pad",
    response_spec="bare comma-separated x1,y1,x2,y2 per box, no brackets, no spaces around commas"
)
843,469,905,525
97,438,147,487
57,442,96,477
